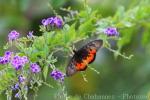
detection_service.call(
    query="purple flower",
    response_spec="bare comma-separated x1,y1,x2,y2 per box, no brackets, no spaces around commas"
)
0,57,7,64
47,17,54,25
53,17,63,28
42,17,54,26
14,83,19,89
27,31,34,38
30,63,41,73
4,51,12,57
11,83,19,90
15,93,20,98
104,27,119,36
21,56,29,64
41,16,63,28
4,51,12,59
50,69,65,82
0,57,9,64
0,51,12,64
8,30,19,41
0,57,3,64
11,55,29,70
41,19,49,26
18,75,26,83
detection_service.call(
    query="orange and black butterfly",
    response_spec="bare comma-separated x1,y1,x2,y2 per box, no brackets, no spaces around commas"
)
66,39,103,76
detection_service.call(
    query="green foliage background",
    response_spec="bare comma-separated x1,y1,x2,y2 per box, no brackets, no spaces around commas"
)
0,0,150,100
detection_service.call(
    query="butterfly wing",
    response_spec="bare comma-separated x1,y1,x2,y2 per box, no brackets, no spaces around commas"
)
66,39,103,76
66,57,78,77
80,39,103,64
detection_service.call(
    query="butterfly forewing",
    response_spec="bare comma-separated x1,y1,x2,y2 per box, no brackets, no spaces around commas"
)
66,39,103,76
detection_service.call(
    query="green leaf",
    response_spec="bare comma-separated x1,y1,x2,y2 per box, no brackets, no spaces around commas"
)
117,28,134,49
78,19,94,36
63,24,76,44
3,43,9,50
142,28,150,46
113,6,125,21
43,65,49,81
49,0,65,8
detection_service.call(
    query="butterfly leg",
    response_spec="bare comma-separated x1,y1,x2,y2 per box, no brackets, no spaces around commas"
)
72,44,77,53
88,65,100,75
68,44,77,57
68,48,74,57
83,60,100,75
81,72,88,82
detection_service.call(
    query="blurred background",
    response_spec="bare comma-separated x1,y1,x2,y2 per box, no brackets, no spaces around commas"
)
0,0,150,100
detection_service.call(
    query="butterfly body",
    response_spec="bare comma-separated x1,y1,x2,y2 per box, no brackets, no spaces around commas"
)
66,39,103,76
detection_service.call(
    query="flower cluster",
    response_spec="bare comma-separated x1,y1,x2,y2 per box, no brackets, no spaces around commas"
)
0,50,41,75
11,55,29,70
3,15,66,99
104,27,119,36
8,30,19,41
12,75,26,90
11,83,21,98
41,16,63,28
0,51,12,64
11,75,27,98
50,69,65,82
11,83,20,98
30,63,41,73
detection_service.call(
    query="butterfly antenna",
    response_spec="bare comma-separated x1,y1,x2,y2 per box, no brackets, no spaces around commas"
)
68,47,74,56
81,72,88,82
72,45,77,53
83,60,100,75
70,44,77,55
88,65,100,75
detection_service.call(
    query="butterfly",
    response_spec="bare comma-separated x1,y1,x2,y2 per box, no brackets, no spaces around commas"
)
66,39,103,76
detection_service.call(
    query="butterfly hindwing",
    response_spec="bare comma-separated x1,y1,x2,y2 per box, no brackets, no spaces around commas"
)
66,39,103,76
66,58,77,77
